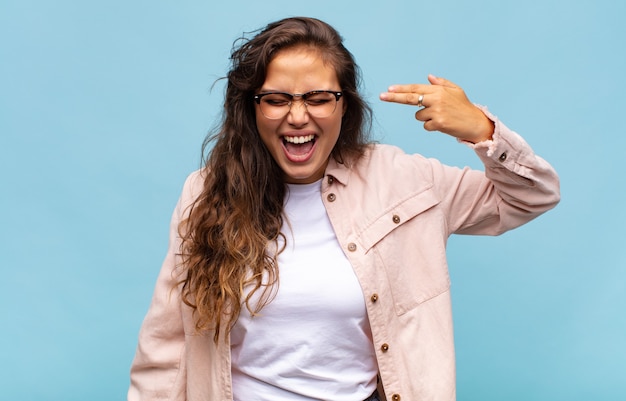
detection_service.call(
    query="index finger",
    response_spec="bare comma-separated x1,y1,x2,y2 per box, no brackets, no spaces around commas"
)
379,84,432,105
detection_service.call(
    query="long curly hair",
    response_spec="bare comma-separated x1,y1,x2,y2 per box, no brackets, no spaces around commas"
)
179,17,373,342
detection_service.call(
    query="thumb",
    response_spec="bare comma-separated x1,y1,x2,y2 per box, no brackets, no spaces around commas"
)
428,74,458,88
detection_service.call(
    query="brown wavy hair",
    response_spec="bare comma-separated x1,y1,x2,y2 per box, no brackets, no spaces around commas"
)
179,17,373,342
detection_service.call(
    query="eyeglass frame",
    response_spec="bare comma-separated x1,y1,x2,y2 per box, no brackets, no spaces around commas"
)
253,90,343,119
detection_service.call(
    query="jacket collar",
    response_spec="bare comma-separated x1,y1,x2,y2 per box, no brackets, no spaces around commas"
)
324,156,351,186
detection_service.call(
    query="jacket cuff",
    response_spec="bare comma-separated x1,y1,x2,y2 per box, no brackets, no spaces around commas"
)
459,105,537,169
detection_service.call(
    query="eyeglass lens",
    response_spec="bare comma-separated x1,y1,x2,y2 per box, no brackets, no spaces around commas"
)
257,91,340,119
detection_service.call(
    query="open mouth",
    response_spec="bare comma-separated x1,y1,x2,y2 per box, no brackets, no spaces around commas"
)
282,134,316,158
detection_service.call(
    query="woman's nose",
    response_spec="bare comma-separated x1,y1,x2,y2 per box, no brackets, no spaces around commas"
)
287,99,310,125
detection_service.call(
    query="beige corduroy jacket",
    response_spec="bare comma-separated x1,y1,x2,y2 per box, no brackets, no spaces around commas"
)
128,110,560,401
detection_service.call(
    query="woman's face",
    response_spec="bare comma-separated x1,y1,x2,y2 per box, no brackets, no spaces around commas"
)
255,46,344,184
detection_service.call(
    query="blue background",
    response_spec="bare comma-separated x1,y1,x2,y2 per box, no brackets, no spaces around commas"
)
1,0,625,400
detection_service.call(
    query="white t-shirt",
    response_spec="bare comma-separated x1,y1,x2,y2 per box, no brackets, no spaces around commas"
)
230,179,378,401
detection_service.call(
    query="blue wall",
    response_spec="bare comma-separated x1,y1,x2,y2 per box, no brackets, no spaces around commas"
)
1,0,624,399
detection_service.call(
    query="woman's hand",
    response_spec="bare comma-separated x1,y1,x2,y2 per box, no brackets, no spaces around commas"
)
379,74,494,143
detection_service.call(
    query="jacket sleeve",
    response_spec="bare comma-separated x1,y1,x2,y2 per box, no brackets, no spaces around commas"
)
433,107,560,236
128,173,202,401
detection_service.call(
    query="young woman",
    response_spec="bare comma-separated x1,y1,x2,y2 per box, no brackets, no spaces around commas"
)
128,17,560,401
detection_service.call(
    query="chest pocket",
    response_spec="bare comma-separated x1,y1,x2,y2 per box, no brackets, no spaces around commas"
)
358,187,450,315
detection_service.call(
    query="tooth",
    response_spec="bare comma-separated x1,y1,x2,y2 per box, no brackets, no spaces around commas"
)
284,135,313,144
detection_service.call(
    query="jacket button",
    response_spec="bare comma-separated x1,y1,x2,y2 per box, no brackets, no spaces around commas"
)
381,343,389,352
347,243,357,252
370,293,378,302
499,152,507,162
391,394,401,401
327,193,336,202
327,176,334,185
392,214,400,224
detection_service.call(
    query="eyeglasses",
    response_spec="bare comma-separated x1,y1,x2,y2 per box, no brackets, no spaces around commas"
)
253,90,343,119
